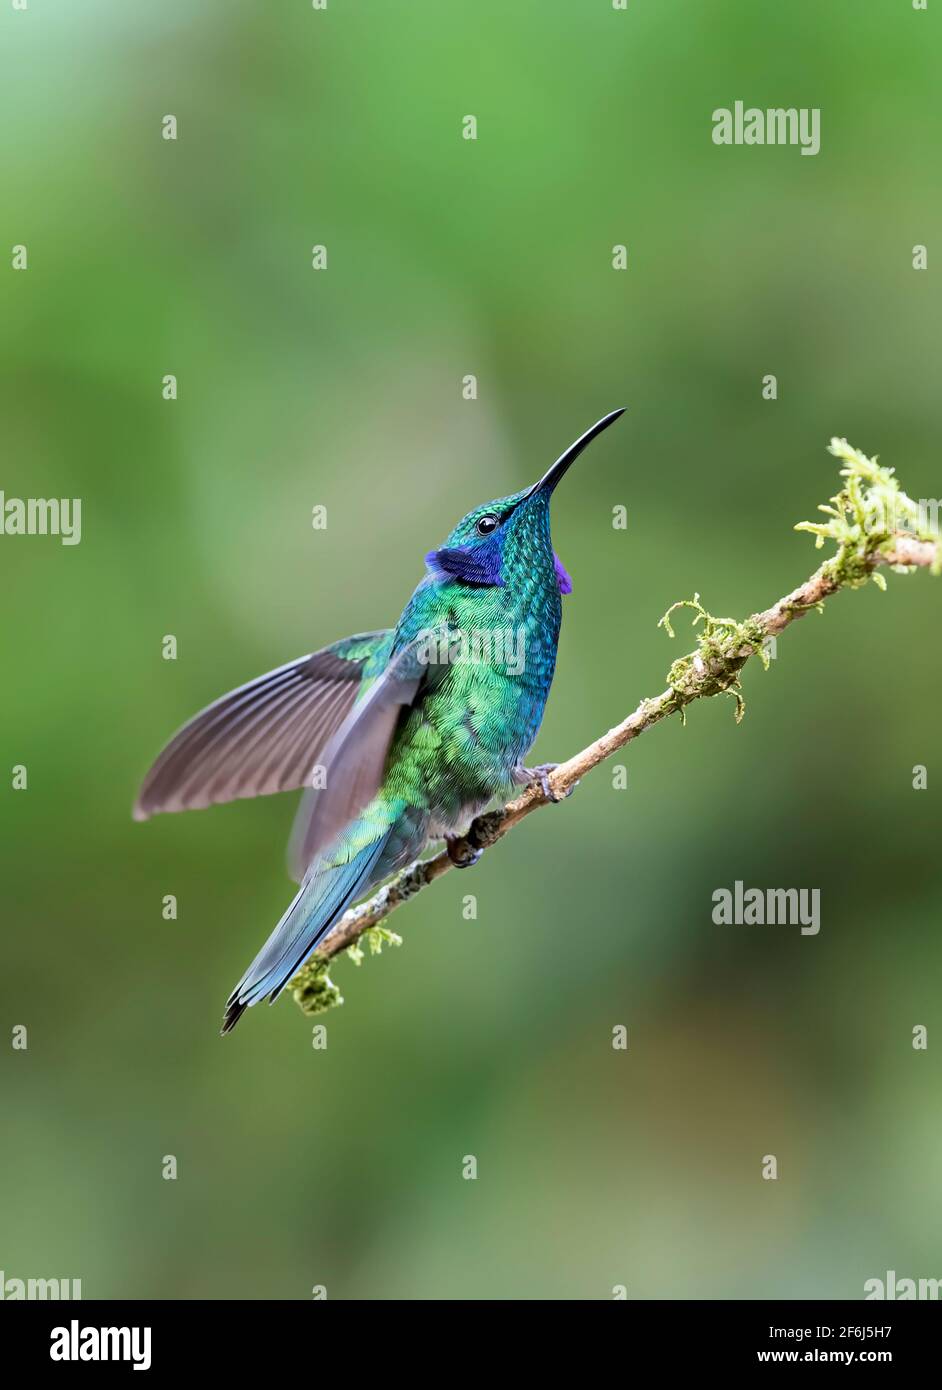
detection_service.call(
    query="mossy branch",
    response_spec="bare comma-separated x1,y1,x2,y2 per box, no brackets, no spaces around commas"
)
291,439,939,1017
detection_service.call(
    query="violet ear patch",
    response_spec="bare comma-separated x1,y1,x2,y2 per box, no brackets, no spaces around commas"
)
425,540,505,586
554,553,573,594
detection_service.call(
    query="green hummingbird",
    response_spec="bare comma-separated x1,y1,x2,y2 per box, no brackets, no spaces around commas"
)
134,408,626,1031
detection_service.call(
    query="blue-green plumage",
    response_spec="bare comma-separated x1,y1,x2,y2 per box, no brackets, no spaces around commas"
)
133,410,625,1031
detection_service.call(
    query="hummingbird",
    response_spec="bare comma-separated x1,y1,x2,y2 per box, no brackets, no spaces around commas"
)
134,408,626,1031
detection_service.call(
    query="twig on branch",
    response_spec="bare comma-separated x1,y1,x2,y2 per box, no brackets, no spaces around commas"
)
291,438,940,1017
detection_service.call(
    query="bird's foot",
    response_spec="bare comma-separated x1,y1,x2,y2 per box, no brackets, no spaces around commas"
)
446,833,483,869
522,762,575,803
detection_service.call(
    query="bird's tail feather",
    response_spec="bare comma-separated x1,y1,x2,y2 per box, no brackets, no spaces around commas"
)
222,830,389,1034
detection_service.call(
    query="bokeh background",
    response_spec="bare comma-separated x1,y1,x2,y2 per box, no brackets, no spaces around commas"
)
1,0,939,1300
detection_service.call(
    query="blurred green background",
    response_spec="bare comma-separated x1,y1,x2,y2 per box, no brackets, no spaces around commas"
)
1,0,939,1300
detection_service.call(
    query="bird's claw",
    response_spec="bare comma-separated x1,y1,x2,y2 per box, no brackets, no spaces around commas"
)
525,762,575,803
447,834,483,869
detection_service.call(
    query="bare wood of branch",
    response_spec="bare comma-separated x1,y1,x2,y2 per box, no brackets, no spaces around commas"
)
288,526,937,1013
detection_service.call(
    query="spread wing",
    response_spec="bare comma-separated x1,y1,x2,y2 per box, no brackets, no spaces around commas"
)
133,630,392,820
287,633,436,881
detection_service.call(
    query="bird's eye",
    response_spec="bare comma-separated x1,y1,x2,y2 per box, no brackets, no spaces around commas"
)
476,514,498,536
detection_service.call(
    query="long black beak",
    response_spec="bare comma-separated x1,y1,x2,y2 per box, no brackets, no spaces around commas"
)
527,407,626,498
